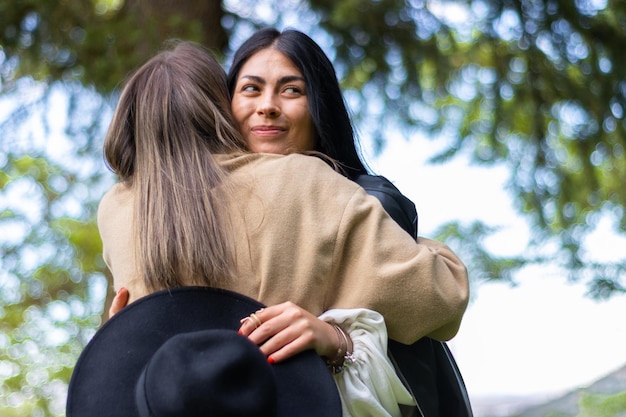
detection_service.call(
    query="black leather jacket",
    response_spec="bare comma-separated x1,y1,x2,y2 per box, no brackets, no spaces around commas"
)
355,174,473,417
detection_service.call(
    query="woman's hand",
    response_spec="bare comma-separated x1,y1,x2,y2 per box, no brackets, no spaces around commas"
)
238,301,341,364
108,287,129,319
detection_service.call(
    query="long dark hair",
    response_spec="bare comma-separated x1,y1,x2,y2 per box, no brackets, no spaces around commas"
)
227,28,368,179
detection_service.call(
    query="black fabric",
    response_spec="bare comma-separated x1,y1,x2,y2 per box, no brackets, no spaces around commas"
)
135,330,279,417
66,287,342,417
355,174,418,239
355,174,473,417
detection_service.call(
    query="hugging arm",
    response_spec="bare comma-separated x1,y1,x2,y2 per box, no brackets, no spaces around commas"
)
108,287,350,367
108,287,129,319
237,301,345,364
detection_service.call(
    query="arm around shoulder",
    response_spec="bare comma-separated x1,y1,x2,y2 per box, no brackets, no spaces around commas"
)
326,188,469,345
415,237,469,341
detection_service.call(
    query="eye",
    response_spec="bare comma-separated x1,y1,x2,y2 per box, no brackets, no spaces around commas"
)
283,85,304,95
241,84,259,93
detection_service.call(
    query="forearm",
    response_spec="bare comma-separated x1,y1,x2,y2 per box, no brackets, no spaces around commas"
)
328,190,470,344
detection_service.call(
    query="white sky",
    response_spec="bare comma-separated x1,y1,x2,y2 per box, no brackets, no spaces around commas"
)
369,133,626,406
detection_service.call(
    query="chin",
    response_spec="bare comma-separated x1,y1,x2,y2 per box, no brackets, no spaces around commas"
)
251,143,290,155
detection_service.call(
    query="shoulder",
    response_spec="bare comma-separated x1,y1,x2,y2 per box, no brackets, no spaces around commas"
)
97,183,133,228
256,152,347,175
354,174,418,238
218,151,322,170
221,152,359,189
354,175,406,198
99,182,132,210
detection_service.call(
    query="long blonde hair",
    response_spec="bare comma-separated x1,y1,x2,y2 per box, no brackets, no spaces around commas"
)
103,40,246,291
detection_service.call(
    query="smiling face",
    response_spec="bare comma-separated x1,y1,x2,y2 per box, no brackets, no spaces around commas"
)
230,48,316,154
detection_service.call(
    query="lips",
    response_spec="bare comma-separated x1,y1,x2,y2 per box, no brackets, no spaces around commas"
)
251,125,286,136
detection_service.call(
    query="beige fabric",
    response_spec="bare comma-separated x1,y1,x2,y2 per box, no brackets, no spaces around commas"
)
97,152,469,343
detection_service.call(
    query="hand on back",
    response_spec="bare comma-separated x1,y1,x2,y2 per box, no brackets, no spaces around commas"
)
238,301,339,363
109,288,339,364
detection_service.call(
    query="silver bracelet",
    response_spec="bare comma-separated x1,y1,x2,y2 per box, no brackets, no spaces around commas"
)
326,324,354,374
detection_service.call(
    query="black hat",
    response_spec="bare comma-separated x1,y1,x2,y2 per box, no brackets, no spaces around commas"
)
66,287,342,417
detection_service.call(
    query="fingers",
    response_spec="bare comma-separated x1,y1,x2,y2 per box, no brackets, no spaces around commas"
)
237,302,337,363
264,326,316,363
108,287,129,319
238,304,286,343
239,309,264,333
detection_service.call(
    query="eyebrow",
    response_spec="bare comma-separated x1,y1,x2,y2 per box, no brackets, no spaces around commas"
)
239,75,306,85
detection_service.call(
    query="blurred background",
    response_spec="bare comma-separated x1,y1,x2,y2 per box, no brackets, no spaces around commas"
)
1,1,625,416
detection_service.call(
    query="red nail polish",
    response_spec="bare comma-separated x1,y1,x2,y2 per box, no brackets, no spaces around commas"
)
238,330,243,335
267,357,275,364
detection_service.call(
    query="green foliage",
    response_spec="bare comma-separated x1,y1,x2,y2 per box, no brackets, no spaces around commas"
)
0,151,108,415
577,391,626,417
433,220,527,286
1,80,112,415
0,0,228,93
315,0,626,295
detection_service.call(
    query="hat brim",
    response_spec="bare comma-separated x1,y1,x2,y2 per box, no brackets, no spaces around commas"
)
66,286,342,417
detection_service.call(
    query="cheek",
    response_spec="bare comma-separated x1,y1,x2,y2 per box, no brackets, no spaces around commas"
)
294,105,313,133
230,99,249,126
295,114,316,151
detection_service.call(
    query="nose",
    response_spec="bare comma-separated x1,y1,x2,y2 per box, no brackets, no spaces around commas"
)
256,93,280,118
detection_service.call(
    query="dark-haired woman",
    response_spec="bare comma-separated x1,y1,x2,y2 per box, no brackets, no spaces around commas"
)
227,27,473,417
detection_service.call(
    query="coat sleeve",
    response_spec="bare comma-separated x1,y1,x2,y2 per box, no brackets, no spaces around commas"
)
324,187,469,344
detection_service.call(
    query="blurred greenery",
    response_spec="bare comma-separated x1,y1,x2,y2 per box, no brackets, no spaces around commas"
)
577,390,626,417
1,0,625,415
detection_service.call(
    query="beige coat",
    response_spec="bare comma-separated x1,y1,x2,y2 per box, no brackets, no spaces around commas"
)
97,153,469,344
